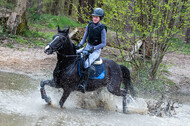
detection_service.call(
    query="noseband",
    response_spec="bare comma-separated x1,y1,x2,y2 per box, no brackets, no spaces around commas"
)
48,34,67,51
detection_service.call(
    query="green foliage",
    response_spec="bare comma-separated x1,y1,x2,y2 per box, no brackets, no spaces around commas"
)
32,40,46,47
0,28,54,48
0,0,15,10
103,0,190,80
169,38,190,54
6,43,14,48
118,61,131,68
134,68,176,94
14,36,28,44
1,10,82,48
27,14,82,29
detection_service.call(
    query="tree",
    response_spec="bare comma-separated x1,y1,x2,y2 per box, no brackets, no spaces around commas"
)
37,0,43,15
51,0,59,15
103,0,190,80
69,0,73,15
186,28,190,44
64,0,74,16
78,0,95,23
5,0,28,35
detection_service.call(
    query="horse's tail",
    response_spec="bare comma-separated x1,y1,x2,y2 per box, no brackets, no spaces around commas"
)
120,65,135,97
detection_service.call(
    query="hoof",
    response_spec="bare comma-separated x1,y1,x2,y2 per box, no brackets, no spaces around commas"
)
45,97,51,104
77,85,86,93
59,100,65,108
40,81,45,87
123,96,127,113
59,103,63,108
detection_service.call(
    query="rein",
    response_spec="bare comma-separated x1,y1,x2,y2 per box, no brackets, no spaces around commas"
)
57,52,80,58
48,34,67,51
48,33,81,58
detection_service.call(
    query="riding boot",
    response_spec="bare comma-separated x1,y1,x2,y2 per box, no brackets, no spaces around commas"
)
78,67,90,93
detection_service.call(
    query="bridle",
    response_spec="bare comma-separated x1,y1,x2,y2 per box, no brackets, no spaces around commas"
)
48,34,67,52
48,34,80,58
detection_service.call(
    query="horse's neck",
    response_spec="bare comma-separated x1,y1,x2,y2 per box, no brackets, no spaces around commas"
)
57,54,76,68
57,38,77,69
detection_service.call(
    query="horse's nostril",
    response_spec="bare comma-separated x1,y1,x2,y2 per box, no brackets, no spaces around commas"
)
44,50,47,54
45,45,50,50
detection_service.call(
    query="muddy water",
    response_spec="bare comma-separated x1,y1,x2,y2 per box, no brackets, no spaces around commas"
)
0,71,190,126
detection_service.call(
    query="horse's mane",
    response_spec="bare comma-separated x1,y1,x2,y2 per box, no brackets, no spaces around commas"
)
62,35,79,75
68,37,77,55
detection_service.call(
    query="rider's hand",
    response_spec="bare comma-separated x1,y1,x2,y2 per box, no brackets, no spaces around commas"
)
88,47,95,53
75,44,82,50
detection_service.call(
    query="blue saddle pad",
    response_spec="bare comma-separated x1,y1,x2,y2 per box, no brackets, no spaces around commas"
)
78,60,105,79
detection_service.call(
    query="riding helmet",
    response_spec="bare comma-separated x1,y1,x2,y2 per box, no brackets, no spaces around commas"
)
91,8,104,20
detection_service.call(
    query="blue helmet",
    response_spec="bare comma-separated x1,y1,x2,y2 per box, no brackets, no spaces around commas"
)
91,8,104,19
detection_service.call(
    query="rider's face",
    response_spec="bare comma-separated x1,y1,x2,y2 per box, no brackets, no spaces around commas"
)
92,16,100,24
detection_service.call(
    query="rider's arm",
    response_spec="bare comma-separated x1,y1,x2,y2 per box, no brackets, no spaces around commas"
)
94,28,106,50
79,25,89,46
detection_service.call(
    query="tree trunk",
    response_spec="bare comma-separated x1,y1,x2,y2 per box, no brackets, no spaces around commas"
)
51,0,59,15
78,0,95,24
186,28,190,44
88,0,95,13
37,0,43,15
27,0,33,8
64,0,68,15
78,0,85,23
46,1,52,14
6,0,28,35
68,0,73,15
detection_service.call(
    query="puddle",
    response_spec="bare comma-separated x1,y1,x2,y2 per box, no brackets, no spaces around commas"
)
0,71,38,91
0,71,190,126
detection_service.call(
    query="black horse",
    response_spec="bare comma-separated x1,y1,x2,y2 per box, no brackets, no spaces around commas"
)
40,27,135,113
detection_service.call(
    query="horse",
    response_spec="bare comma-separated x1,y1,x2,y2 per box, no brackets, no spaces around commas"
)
40,27,135,113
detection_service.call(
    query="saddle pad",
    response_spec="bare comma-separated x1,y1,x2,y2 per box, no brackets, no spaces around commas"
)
78,60,105,79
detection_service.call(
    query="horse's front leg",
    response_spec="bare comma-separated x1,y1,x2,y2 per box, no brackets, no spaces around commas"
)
59,89,72,108
40,79,56,104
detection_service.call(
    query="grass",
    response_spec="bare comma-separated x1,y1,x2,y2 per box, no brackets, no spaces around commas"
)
0,13,82,48
168,38,190,55
28,13,82,30
133,68,176,95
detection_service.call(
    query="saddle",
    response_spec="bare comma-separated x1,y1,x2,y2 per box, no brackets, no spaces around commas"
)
93,57,103,65
78,57,105,79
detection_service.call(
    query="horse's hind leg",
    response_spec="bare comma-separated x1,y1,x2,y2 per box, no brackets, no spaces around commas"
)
120,65,135,97
107,73,129,113
40,79,56,104
107,79,126,97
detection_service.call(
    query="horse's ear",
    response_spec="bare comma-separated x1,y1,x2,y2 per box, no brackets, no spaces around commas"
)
66,27,70,33
66,28,70,35
57,25,61,32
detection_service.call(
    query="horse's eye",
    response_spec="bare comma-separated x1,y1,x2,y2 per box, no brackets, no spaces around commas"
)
52,35,57,40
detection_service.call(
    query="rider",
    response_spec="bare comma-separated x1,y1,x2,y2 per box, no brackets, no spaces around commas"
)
76,8,107,93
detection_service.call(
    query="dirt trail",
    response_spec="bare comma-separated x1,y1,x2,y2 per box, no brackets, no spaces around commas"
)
0,47,56,77
163,52,190,95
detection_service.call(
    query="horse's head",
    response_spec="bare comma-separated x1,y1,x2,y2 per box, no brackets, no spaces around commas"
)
44,26,70,55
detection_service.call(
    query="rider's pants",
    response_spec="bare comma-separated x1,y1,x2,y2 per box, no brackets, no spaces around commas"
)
76,43,101,69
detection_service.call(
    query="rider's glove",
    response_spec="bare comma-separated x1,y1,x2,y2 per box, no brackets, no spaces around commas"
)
75,44,82,50
88,47,95,53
